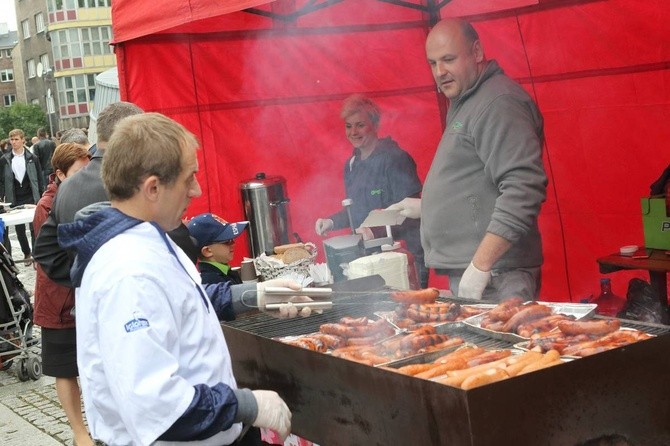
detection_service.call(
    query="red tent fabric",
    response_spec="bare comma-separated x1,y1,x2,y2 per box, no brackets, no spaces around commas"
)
111,0,670,302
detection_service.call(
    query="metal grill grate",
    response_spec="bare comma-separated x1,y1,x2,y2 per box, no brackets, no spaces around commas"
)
225,297,669,343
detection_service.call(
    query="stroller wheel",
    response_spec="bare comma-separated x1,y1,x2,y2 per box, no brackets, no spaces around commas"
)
0,359,13,371
27,357,42,381
17,359,29,381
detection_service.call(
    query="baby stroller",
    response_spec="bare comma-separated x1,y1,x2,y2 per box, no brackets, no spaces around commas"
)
0,241,42,381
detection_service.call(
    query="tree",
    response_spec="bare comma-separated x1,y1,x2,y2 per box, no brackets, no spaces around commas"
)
0,103,49,140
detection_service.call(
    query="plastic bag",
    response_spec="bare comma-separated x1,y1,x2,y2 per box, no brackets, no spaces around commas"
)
616,278,669,325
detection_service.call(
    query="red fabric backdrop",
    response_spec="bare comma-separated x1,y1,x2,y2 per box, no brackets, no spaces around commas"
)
111,0,670,302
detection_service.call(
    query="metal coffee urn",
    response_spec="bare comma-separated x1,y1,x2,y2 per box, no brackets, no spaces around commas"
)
240,172,293,257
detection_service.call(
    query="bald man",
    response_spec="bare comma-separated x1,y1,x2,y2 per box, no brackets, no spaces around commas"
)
390,19,547,301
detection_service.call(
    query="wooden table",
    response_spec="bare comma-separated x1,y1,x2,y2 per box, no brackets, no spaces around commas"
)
597,249,670,307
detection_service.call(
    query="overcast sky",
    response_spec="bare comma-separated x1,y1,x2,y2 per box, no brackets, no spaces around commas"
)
0,0,18,30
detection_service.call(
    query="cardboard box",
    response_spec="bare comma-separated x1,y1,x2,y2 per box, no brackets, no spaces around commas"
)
641,197,670,249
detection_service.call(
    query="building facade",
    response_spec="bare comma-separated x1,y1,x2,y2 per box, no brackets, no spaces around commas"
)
13,0,115,133
47,0,115,131
13,0,56,134
0,24,19,109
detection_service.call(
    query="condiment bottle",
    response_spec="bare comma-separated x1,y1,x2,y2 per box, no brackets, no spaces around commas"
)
594,278,626,317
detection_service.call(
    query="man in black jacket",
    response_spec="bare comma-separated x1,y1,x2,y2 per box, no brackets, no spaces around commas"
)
1,129,43,261
32,127,56,186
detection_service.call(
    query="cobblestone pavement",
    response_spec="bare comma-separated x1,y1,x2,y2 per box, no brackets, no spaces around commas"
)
0,229,75,445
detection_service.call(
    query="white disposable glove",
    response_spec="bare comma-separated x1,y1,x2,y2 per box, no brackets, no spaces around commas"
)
355,226,374,241
257,278,316,318
458,261,492,300
386,197,421,219
251,390,292,442
315,218,334,236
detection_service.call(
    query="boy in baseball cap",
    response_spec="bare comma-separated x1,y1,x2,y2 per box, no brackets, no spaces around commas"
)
187,213,249,286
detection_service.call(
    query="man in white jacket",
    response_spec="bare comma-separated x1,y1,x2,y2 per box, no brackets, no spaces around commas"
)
59,113,294,445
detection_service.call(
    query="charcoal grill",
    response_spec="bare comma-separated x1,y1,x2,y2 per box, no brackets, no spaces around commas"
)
223,294,670,445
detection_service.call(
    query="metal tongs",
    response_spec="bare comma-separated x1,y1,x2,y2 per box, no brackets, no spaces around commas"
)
262,286,334,311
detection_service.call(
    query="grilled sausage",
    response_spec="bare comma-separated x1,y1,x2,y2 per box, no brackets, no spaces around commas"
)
557,319,620,336
310,333,345,349
396,363,438,376
406,302,461,322
503,351,544,376
399,334,450,352
518,350,562,375
339,316,369,326
466,349,512,367
461,368,510,390
517,314,575,338
418,337,464,354
488,296,524,321
390,288,439,305
501,304,552,333
433,347,486,365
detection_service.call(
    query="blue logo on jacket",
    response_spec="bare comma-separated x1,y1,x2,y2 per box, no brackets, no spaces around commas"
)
124,318,150,332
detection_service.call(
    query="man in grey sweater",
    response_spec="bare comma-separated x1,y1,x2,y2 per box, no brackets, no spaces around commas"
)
33,101,144,285
389,18,547,301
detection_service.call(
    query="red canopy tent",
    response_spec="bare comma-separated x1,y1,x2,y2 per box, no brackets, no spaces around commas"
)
111,0,670,302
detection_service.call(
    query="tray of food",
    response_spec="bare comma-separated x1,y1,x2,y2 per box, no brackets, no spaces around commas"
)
462,298,598,343
381,345,568,390
273,316,467,366
512,321,655,357
375,302,494,330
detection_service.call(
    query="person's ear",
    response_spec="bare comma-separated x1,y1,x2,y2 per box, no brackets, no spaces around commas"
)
473,40,484,63
55,169,66,182
200,245,214,259
142,175,161,201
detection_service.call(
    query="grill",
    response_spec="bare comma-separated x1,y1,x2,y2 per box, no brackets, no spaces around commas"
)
223,293,670,445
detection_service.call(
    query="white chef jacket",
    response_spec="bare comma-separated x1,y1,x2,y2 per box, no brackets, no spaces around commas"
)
76,223,242,445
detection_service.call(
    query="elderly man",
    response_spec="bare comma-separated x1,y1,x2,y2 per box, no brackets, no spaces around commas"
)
59,128,93,154
58,113,292,445
390,19,547,301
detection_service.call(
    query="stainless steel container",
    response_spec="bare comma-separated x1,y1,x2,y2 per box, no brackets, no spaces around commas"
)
240,172,292,257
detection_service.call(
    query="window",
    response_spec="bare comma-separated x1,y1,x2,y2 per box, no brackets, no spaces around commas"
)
78,0,110,7
35,13,46,33
47,95,55,114
0,49,10,58
57,73,98,112
27,59,36,78
87,73,96,102
22,20,30,39
82,26,112,56
40,54,50,74
48,0,64,13
52,29,82,60
3,95,15,107
1,69,14,82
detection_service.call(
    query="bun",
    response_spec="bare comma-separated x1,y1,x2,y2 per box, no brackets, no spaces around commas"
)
281,247,311,264
274,243,305,255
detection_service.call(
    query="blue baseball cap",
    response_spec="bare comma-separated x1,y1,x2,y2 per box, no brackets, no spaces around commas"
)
187,213,248,248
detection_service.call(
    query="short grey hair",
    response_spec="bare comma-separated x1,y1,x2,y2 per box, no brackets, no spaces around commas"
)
60,128,89,145
97,101,144,144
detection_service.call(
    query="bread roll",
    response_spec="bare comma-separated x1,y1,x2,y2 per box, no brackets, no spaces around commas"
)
274,243,305,255
281,247,311,264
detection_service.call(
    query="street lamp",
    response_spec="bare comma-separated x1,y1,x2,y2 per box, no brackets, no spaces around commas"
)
36,62,56,138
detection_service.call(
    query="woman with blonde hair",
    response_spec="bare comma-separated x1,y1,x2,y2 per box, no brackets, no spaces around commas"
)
314,94,427,286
